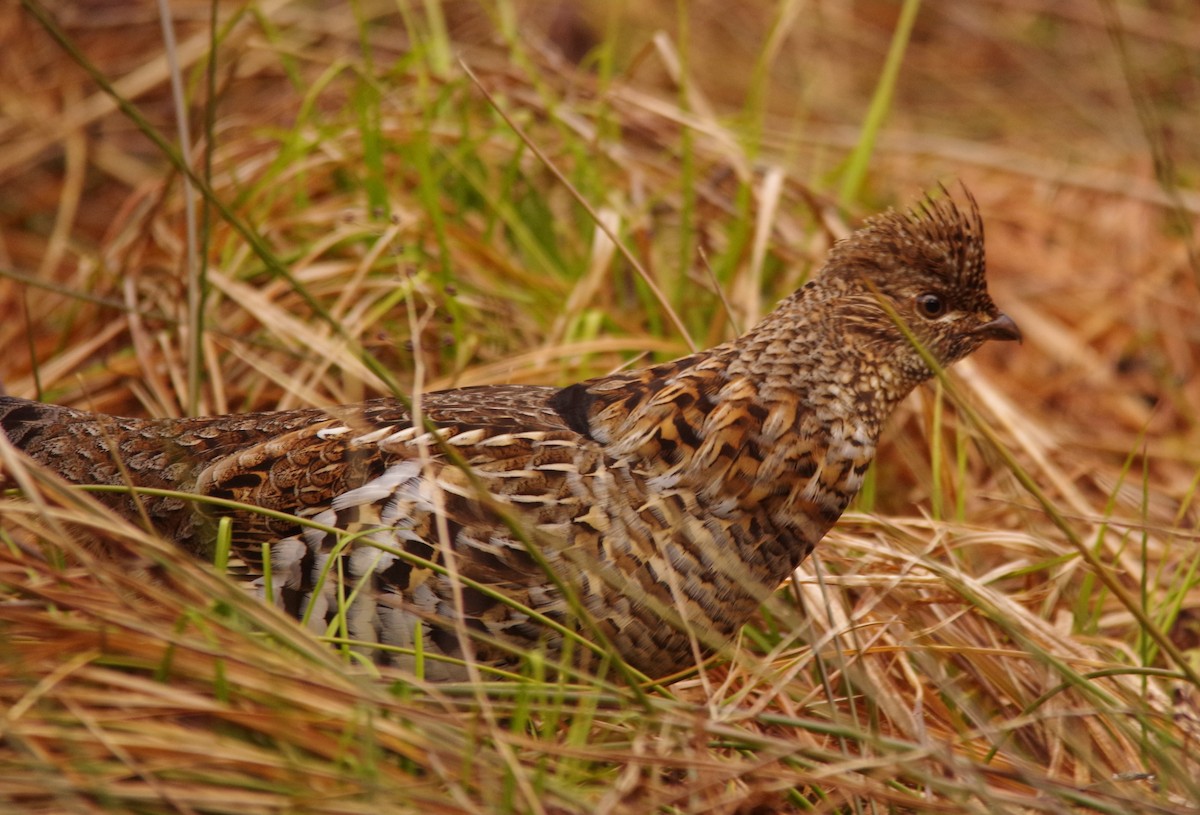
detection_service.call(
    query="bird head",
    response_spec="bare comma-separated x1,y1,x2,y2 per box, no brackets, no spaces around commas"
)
818,187,1021,387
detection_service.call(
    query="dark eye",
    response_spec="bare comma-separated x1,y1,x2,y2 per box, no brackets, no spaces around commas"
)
916,293,946,319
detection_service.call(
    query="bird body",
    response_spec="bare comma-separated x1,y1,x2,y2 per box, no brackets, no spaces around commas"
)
0,190,1020,679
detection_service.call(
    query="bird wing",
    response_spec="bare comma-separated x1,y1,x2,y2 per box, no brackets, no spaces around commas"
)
187,385,578,558
183,385,608,672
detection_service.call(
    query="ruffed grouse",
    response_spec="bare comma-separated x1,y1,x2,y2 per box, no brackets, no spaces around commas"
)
0,190,1020,680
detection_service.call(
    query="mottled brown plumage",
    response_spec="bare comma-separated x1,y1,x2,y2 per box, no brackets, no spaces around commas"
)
0,189,1020,680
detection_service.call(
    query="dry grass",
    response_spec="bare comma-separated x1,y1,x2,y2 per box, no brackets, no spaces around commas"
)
2,0,1200,812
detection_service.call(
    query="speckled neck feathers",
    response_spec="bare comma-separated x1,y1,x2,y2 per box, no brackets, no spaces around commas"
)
549,286,885,548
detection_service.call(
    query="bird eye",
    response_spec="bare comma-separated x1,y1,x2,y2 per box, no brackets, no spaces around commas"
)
915,293,946,319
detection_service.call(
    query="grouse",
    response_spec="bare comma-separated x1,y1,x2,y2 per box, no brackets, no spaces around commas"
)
0,189,1020,680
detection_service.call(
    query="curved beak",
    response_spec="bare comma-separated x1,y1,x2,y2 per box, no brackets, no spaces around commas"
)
976,313,1022,343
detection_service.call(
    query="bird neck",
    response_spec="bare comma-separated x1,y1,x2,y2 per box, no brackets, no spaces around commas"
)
552,295,919,540
718,287,919,426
